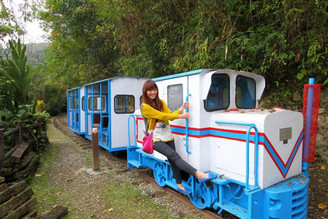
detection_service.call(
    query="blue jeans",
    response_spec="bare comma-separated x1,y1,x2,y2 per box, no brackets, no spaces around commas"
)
154,140,197,184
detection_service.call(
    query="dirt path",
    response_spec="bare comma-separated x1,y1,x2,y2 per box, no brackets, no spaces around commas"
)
30,118,207,218
308,160,328,218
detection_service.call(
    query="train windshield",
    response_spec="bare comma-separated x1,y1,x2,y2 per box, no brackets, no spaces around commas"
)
167,84,183,111
236,76,256,109
204,74,229,111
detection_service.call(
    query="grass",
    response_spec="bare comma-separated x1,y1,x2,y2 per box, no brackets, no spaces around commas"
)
103,183,175,218
29,144,64,213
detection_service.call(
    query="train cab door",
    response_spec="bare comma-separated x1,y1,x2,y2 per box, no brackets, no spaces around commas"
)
85,82,109,143
156,76,190,161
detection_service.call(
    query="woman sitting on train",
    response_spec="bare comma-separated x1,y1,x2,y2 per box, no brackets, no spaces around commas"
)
141,79,216,195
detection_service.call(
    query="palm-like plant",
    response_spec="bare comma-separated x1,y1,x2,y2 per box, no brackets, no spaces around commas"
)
0,40,32,111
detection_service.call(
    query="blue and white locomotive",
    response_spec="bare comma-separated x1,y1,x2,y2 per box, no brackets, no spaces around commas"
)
67,69,321,218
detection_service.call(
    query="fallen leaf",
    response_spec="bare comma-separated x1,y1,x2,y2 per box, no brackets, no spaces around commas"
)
300,181,307,184
108,208,113,212
300,174,306,178
66,179,72,184
318,203,328,209
102,209,108,214
35,174,42,177
116,168,128,173
321,166,326,170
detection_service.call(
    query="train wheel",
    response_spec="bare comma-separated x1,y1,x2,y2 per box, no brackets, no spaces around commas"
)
189,180,213,209
153,162,167,187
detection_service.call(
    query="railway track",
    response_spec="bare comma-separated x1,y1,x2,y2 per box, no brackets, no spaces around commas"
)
53,114,223,219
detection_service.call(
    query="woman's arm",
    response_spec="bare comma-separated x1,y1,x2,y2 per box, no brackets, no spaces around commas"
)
141,103,179,121
179,102,189,113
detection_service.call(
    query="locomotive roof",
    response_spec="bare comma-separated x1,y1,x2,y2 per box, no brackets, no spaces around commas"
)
153,68,262,82
67,76,148,91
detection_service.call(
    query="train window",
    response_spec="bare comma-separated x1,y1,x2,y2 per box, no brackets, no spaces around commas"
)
81,96,85,111
140,95,143,106
114,95,135,114
204,74,229,111
167,84,183,111
88,96,105,111
236,76,256,109
69,97,74,109
70,97,79,109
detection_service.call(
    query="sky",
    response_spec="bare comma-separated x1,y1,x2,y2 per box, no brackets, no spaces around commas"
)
23,17,49,44
2,0,49,44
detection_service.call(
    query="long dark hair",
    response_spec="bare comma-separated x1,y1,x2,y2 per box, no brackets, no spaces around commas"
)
142,80,163,111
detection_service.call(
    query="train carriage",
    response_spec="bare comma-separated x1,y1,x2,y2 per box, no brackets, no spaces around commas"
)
67,76,147,152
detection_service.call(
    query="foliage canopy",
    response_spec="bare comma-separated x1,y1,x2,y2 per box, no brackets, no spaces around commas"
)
37,0,327,94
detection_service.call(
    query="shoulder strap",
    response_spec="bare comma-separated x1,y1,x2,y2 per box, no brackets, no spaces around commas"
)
143,117,149,135
152,121,157,130
143,117,157,135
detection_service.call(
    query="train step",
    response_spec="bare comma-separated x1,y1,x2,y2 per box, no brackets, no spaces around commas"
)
214,201,248,218
135,149,155,158
128,159,141,168
100,129,109,136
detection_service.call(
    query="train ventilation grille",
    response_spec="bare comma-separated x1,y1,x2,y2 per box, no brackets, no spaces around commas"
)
291,186,308,218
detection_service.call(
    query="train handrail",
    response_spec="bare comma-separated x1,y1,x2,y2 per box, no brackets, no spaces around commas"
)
215,121,259,190
185,94,191,154
128,115,137,147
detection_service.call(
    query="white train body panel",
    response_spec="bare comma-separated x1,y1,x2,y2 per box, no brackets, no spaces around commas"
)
79,88,86,133
110,77,146,149
208,109,303,189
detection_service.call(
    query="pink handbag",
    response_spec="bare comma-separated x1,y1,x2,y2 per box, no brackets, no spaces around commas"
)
142,121,157,154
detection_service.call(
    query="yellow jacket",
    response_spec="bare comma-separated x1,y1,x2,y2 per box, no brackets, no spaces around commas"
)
141,99,181,130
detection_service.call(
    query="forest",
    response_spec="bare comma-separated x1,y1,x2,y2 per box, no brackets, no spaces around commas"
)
1,0,328,116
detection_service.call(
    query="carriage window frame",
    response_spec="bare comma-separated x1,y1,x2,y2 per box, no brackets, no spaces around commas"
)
88,96,105,111
235,75,256,109
114,95,135,114
204,74,230,112
167,84,183,112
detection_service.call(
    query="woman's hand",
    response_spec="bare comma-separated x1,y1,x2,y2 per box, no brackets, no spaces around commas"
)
179,102,189,112
178,113,189,119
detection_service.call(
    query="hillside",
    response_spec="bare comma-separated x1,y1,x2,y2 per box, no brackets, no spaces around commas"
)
0,42,48,65
25,43,49,65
